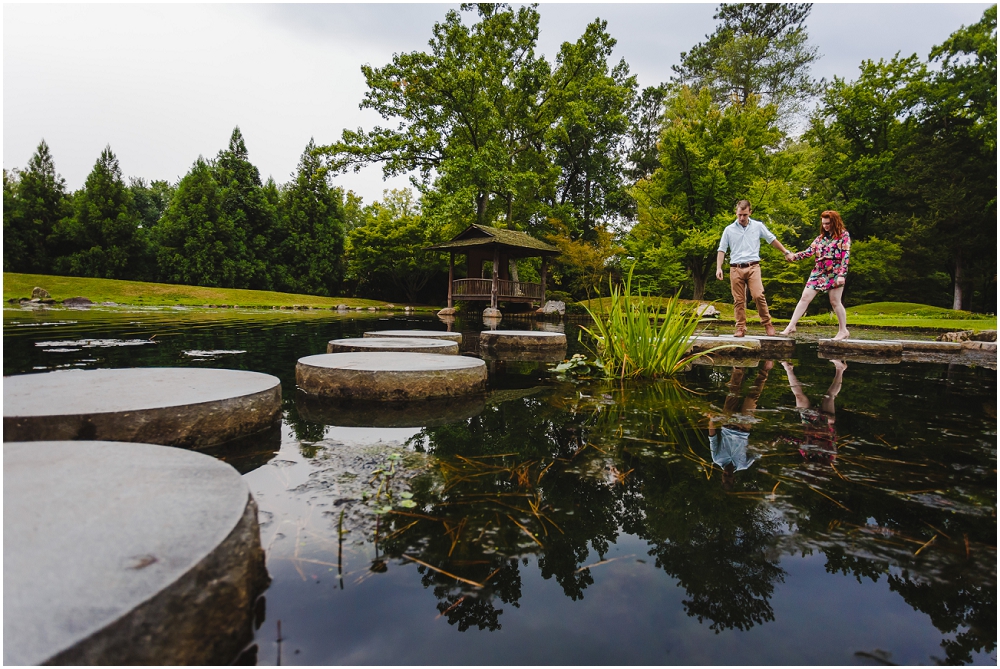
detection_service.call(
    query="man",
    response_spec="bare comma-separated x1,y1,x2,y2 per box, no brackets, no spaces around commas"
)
708,361,773,489
715,200,790,337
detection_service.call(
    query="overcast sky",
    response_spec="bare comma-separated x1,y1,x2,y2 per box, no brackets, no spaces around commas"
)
3,2,991,204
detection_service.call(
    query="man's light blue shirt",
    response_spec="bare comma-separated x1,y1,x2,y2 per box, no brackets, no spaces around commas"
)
709,428,758,472
717,218,777,265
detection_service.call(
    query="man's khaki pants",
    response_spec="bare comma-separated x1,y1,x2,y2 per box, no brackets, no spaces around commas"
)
730,264,773,328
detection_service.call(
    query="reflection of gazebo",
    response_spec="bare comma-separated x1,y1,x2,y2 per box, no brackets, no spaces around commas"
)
426,224,560,310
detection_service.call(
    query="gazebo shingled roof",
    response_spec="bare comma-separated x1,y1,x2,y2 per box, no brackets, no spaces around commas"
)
426,224,560,255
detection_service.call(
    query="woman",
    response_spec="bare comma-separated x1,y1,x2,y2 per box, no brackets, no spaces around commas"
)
780,210,851,340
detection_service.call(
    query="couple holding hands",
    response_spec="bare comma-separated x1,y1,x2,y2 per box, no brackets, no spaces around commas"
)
715,199,851,341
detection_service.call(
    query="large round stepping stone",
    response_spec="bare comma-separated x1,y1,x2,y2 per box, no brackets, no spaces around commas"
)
327,336,458,355
364,329,462,344
296,391,485,427
480,347,567,363
818,338,903,356
296,352,487,400
480,330,567,351
3,441,268,665
4,368,281,448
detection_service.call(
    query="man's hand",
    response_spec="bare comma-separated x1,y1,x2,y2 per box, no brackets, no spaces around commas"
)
716,267,724,281
784,250,795,262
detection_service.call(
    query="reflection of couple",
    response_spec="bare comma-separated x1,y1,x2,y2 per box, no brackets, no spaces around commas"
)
708,359,848,484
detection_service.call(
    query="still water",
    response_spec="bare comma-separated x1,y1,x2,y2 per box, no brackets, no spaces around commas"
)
4,306,996,665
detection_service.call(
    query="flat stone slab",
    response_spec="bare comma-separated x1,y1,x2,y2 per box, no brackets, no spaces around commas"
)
3,441,267,665
296,392,485,427
687,336,761,356
327,337,459,355
895,339,963,353
364,329,462,344
961,340,997,352
480,330,567,350
296,352,487,400
818,339,903,356
709,334,796,356
4,368,281,448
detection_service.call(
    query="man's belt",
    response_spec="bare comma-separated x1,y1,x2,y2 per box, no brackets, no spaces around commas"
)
730,261,760,268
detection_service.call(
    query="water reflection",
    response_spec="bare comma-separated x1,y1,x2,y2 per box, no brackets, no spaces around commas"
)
4,307,996,664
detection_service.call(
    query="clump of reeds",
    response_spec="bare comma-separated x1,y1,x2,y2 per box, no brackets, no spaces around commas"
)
580,269,738,378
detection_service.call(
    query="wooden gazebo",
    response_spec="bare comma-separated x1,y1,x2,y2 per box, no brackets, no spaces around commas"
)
426,225,560,310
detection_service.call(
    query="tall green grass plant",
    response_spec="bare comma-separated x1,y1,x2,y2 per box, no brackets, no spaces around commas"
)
580,270,745,378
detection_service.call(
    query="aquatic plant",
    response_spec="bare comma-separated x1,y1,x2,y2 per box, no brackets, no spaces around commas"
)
580,269,743,378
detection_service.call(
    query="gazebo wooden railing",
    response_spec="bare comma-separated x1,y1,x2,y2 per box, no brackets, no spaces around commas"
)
452,278,544,303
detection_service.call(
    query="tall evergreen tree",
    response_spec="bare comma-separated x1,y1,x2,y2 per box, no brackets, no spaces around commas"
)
276,139,347,296
51,146,144,279
213,127,279,290
3,140,71,273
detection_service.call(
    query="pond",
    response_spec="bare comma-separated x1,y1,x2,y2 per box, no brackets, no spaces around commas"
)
4,306,996,665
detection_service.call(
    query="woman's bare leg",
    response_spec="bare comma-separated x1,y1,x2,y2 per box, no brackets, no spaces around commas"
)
821,359,847,415
828,286,849,340
781,361,811,410
780,286,818,335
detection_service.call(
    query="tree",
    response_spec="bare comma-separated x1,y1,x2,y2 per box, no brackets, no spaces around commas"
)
547,20,637,241
544,219,623,299
153,158,233,287
275,139,347,296
3,140,71,273
672,3,820,121
50,146,145,279
628,88,789,300
346,189,447,303
625,84,669,182
320,4,555,230
213,127,279,290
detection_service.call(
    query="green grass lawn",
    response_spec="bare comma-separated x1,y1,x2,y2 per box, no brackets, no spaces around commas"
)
3,272,427,309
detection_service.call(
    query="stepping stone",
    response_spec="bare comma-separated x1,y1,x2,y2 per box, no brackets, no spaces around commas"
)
895,340,963,353
818,339,903,356
3,441,267,665
480,348,568,363
3,368,281,448
327,337,459,355
687,335,761,355
711,334,795,356
296,392,485,428
479,330,567,351
961,340,997,352
296,352,487,400
364,329,462,344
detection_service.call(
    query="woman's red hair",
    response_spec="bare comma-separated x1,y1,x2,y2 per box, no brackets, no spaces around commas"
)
821,210,846,238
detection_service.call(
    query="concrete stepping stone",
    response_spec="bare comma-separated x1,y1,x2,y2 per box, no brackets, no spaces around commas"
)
4,368,281,447
961,340,997,352
479,330,567,351
895,339,963,353
296,352,487,400
296,392,485,427
3,441,268,665
480,347,568,363
687,335,761,356
327,336,459,355
364,329,462,344
710,334,796,356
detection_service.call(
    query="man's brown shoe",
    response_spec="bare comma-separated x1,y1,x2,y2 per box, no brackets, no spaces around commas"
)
764,323,777,336
734,326,746,337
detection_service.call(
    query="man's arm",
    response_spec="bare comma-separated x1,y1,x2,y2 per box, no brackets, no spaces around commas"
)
716,251,726,280
769,238,792,260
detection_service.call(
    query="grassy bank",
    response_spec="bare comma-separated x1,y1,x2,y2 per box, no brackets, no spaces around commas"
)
3,272,424,309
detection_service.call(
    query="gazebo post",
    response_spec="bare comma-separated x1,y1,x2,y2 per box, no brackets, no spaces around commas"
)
491,245,499,309
541,256,548,304
447,252,454,308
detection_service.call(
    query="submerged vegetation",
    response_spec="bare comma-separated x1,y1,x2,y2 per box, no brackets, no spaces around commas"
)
579,270,745,378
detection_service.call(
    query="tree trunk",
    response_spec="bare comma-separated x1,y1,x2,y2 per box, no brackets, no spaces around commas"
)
476,192,488,226
952,249,963,310
692,271,706,301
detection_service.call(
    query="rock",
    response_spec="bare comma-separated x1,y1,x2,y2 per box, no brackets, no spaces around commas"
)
100,301,118,306
336,304,349,310
483,307,502,319
696,303,719,317
31,287,51,300
971,330,997,342
385,304,395,309
437,307,456,316
62,297,93,306
535,307,545,315
355,307,364,311
937,330,973,342
368,306,378,311
961,340,997,351
542,300,566,316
